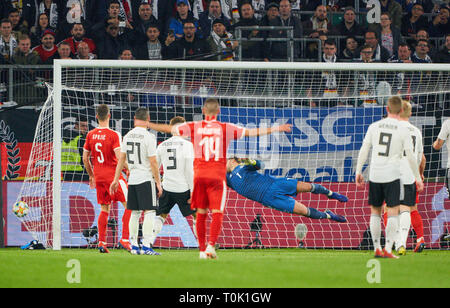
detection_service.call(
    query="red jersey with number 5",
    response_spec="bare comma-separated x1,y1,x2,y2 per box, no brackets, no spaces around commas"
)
83,127,122,183
174,120,246,180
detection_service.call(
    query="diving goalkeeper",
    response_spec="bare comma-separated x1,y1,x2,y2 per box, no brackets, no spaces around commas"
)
226,158,347,222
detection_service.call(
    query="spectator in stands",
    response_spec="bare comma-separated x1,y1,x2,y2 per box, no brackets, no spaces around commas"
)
388,42,412,63
232,2,262,61
397,0,434,14
261,2,282,61
334,7,365,41
32,29,58,64
150,0,177,37
206,18,237,61
95,20,130,60
305,32,328,61
30,13,53,48
8,8,29,37
130,2,159,47
429,6,449,38
168,0,199,39
357,44,376,63
303,4,333,38
76,41,96,60
340,35,358,61
357,30,390,62
12,35,41,64
379,0,403,29
163,20,211,60
63,23,97,57
119,49,134,60
198,0,232,39
434,33,450,63
0,19,17,62
134,24,164,60
412,39,432,63
62,115,89,181
375,12,404,58
278,0,303,56
90,0,132,39
51,41,73,60
0,1,13,20
22,0,59,31
401,3,429,39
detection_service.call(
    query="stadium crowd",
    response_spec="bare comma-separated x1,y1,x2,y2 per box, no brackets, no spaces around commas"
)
0,0,448,65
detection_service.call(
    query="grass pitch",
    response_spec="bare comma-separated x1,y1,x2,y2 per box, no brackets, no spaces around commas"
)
0,248,448,288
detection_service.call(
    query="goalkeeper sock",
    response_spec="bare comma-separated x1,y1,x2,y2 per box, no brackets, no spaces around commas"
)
121,209,131,241
310,183,331,196
142,210,156,247
306,207,328,219
411,210,424,240
209,212,224,247
129,210,141,247
370,214,382,251
196,212,207,252
98,210,109,244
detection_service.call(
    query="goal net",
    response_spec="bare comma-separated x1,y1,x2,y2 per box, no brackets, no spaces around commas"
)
11,60,450,250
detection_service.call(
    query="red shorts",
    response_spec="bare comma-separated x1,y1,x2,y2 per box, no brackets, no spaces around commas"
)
96,175,127,205
191,177,227,212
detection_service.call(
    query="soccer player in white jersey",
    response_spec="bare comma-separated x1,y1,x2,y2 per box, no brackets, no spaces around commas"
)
433,117,450,194
110,108,162,255
396,100,424,255
149,116,196,246
356,96,424,259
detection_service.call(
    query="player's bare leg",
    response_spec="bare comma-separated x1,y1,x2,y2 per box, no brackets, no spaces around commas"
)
293,201,346,222
297,182,348,203
98,204,111,253
118,201,132,252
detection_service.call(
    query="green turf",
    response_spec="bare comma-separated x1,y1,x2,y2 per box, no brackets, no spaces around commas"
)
0,248,448,288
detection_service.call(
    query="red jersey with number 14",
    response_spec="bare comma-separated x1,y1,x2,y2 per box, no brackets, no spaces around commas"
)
83,127,122,183
174,120,246,180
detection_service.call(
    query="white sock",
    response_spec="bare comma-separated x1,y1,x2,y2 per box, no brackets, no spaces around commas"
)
385,215,399,253
370,214,382,251
142,210,156,247
129,210,142,247
150,215,165,245
399,211,411,248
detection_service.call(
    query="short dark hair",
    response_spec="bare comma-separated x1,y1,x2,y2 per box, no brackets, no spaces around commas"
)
360,44,373,52
0,18,11,26
365,30,378,40
96,104,110,121
398,42,410,50
324,38,336,47
135,108,149,121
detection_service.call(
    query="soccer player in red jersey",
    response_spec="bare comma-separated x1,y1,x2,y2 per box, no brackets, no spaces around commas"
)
147,98,292,259
83,104,132,253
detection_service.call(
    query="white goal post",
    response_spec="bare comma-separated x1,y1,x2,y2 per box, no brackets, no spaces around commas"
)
13,60,450,250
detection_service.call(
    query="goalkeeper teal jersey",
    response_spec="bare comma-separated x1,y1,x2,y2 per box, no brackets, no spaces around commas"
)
226,160,275,203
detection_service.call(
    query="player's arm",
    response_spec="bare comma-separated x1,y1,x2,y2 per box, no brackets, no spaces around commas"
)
405,147,423,192
244,123,292,137
82,149,96,188
110,152,127,194
114,148,129,171
149,155,162,198
147,122,173,134
433,138,445,150
241,158,263,171
355,128,372,188
419,153,426,181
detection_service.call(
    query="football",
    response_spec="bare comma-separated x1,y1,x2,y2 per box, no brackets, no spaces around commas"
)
295,223,308,241
12,201,29,218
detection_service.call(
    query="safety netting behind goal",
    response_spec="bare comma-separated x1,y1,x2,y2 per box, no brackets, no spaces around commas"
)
10,61,450,250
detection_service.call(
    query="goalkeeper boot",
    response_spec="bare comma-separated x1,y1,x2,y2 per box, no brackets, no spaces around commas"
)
414,237,425,253
325,210,347,223
205,244,218,259
374,248,383,258
382,248,399,259
141,246,161,256
98,241,110,254
397,245,406,256
327,191,348,203
118,239,132,252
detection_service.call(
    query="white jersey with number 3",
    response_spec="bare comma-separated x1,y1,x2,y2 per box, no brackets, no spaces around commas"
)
121,126,157,185
399,121,423,185
362,117,414,183
156,136,194,193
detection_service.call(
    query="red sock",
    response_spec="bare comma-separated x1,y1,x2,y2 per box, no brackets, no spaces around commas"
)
196,212,207,252
411,210,424,240
209,212,224,247
98,211,109,244
383,212,387,228
121,209,131,241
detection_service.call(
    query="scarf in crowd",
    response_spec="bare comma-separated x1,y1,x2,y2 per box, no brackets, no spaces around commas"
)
252,0,265,20
0,35,18,58
321,54,338,95
311,16,328,31
39,2,58,28
211,30,234,60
